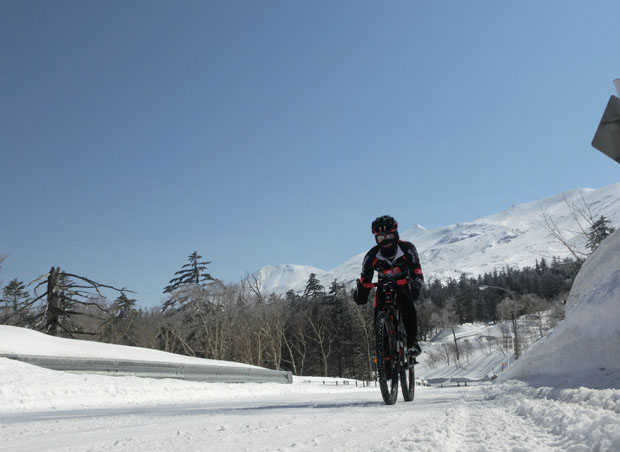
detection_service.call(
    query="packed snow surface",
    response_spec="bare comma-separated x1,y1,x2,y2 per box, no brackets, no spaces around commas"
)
1,354,619,451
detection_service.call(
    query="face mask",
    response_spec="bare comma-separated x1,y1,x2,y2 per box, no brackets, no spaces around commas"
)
379,240,398,259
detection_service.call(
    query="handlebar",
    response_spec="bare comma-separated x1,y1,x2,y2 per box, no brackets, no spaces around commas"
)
359,273,411,290
368,278,409,287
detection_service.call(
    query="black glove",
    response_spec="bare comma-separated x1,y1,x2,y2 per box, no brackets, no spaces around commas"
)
410,278,423,300
354,279,369,305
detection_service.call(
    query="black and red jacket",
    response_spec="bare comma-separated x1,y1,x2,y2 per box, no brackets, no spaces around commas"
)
358,240,424,304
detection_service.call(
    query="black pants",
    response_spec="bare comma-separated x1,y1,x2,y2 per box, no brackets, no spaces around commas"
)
375,285,418,347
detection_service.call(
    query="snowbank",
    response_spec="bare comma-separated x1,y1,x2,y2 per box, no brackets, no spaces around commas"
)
0,357,367,413
0,325,257,368
502,229,620,388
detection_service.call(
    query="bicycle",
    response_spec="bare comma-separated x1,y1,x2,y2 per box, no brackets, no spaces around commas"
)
371,274,416,405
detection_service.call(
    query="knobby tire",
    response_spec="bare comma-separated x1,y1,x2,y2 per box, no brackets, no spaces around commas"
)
400,364,415,401
398,320,415,402
376,311,398,405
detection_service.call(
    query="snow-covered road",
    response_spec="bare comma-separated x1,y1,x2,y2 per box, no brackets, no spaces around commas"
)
3,380,619,452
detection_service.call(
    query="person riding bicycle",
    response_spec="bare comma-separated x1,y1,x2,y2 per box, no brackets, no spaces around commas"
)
353,215,423,358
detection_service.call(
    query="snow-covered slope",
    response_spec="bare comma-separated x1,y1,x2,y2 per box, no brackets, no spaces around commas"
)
416,323,509,383
0,325,257,368
258,183,620,294
501,227,620,388
252,264,326,295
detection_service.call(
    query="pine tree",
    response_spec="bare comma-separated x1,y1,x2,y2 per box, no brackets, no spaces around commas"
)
303,273,325,299
164,252,215,293
586,216,615,252
112,292,137,319
327,279,346,303
1,278,31,326
285,289,299,303
325,279,352,377
103,292,139,345
162,252,216,311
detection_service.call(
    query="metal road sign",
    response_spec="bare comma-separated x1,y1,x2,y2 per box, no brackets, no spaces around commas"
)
592,95,620,164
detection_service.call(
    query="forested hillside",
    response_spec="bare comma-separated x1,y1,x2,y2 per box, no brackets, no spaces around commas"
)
1,252,582,379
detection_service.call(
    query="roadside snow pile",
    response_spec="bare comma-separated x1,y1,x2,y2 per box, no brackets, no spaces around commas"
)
0,357,372,413
502,229,620,388
0,325,257,368
486,381,620,451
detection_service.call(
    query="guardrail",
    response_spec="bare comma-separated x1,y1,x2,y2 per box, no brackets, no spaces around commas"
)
296,378,430,387
1,353,293,384
427,376,494,387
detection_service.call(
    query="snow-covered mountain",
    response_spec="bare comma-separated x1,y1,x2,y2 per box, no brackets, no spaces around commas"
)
257,183,620,295
253,264,325,296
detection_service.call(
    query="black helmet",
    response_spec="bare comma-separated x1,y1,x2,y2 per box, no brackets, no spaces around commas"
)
372,215,398,235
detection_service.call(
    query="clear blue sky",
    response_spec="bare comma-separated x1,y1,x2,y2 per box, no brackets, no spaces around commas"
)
2,1,619,307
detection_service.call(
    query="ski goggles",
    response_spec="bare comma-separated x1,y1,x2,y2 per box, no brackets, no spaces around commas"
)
375,232,396,243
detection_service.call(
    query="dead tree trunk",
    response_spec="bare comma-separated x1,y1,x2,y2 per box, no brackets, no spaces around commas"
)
45,267,61,336
31,267,130,338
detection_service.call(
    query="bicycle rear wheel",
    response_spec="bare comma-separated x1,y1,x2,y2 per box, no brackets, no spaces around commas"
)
376,311,398,405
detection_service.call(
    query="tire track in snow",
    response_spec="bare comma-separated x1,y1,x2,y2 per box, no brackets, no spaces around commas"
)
3,384,619,451
374,391,571,451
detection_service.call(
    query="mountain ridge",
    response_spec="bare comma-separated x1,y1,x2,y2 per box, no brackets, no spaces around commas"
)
256,183,620,295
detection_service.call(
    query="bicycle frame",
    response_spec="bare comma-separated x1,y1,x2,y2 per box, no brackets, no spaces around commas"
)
375,278,408,372
372,274,415,404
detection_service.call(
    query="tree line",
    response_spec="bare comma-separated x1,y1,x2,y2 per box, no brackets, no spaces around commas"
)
2,205,614,379
1,249,584,380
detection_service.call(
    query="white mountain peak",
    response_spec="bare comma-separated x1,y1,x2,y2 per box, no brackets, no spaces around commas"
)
257,183,620,295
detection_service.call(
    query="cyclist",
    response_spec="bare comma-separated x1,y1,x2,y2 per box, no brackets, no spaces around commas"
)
353,215,424,358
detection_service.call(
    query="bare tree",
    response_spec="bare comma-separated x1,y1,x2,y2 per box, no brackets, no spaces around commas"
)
425,349,442,370
304,304,334,377
286,308,310,375
432,298,461,364
497,297,515,322
232,306,263,365
241,271,265,304
476,337,491,357
461,339,474,366
194,282,232,360
133,307,165,350
351,302,375,380
439,343,452,366
158,317,196,356
540,188,602,261
260,297,288,369
26,267,129,338
235,276,290,370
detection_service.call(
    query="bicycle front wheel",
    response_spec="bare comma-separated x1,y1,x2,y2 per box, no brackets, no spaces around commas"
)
400,364,415,402
376,311,398,405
